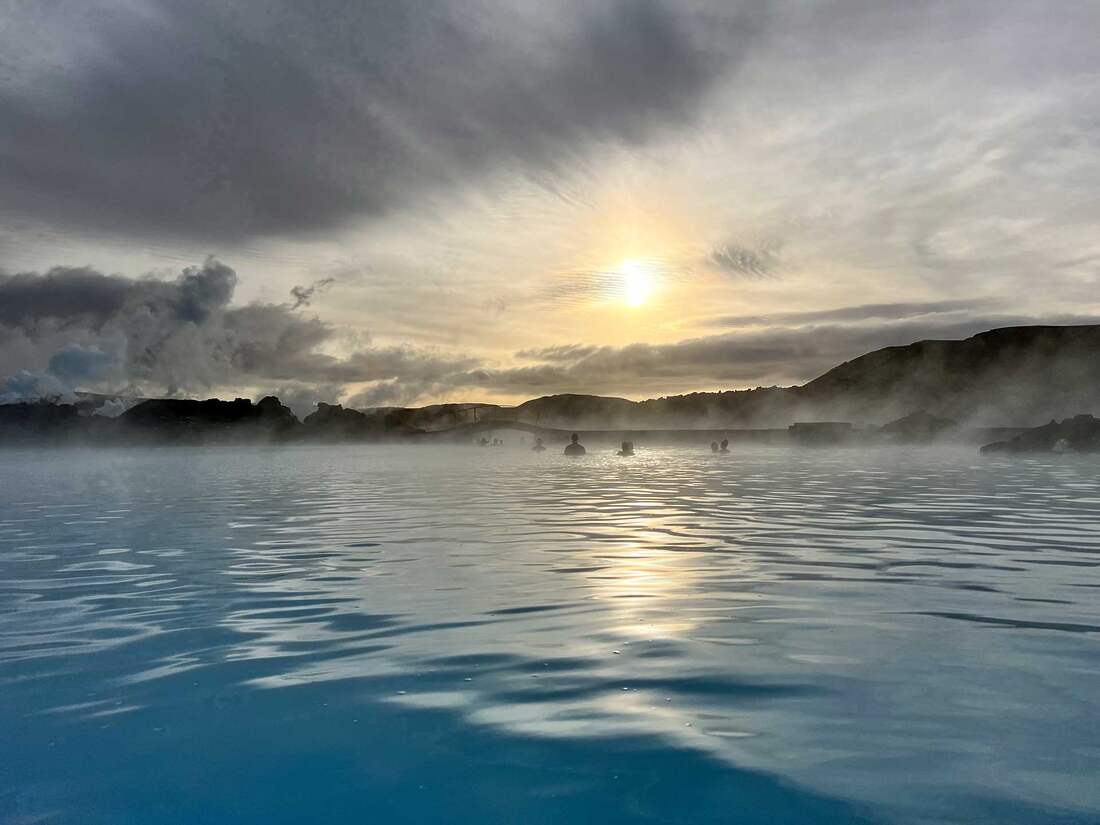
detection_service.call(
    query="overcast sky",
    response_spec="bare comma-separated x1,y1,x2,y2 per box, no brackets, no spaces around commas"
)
2,0,1099,410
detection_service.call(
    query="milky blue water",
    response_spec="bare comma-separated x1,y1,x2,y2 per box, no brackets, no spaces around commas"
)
2,445,1099,824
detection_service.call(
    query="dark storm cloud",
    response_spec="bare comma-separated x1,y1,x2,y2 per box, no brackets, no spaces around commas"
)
0,260,238,330
0,0,759,242
0,267,136,328
0,258,476,397
175,260,237,323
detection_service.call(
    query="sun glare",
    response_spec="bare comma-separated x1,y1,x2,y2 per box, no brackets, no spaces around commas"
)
616,258,656,307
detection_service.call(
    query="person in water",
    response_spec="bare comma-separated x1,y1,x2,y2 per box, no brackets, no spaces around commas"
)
617,440,634,456
564,433,586,456
720,438,730,453
532,437,546,452
711,441,719,453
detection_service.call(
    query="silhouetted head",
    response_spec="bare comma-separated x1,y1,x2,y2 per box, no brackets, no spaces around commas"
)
720,438,729,450
571,433,579,443
711,441,718,452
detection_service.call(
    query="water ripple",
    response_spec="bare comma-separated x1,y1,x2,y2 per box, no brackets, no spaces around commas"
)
2,444,1099,823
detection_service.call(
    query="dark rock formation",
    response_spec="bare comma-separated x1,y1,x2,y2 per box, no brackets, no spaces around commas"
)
980,414,1100,454
302,402,378,440
0,401,90,444
117,396,299,442
255,395,299,428
301,402,423,440
797,325,1100,426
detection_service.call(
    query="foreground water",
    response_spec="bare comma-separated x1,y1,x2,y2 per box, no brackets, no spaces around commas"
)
2,445,1099,824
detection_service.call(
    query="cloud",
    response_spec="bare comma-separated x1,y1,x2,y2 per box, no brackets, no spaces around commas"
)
0,370,71,405
175,260,237,323
0,0,760,242
709,242,779,278
709,299,999,329
515,344,602,362
345,381,416,409
0,258,477,400
0,342,118,404
47,343,117,382
289,278,335,310
0,266,137,329
0,259,237,330
0,257,248,391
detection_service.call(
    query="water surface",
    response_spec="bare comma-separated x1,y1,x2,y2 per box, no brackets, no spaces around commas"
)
2,444,1099,823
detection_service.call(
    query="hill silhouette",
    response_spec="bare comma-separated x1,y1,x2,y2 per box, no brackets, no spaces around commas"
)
368,325,1100,430
794,325,1100,426
3,324,1099,443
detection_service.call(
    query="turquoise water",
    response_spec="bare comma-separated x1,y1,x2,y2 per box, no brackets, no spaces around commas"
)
2,444,1099,824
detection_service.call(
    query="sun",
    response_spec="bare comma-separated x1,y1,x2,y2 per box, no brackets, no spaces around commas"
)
616,258,657,307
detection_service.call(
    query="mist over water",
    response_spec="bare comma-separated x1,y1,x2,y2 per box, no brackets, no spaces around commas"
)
2,444,1099,823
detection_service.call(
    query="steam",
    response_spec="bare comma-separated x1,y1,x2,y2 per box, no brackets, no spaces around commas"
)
0,343,118,404
0,370,74,405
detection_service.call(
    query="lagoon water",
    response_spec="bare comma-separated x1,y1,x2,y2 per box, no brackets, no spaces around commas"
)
2,444,1099,824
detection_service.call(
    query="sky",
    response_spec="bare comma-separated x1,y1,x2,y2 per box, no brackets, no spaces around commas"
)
2,0,1099,413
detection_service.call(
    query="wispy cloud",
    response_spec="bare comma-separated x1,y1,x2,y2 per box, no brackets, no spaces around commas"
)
709,242,779,278
708,299,1002,329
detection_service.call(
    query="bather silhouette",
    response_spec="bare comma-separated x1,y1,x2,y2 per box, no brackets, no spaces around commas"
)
532,437,546,452
720,438,729,453
617,440,634,456
711,441,719,453
563,432,586,456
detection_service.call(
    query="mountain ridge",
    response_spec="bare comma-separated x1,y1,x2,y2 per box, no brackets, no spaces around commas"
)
372,324,1099,430
3,323,1099,442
